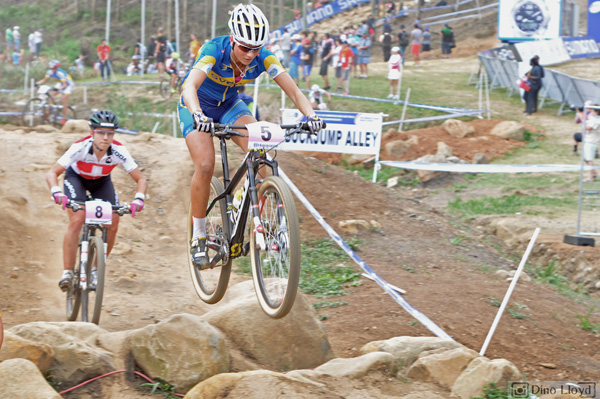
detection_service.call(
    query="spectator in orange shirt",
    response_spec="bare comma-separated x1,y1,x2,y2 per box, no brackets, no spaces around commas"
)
189,33,201,64
96,39,112,80
339,40,354,95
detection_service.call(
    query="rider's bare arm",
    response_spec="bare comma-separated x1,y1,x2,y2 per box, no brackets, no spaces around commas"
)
274,72,314,117
46,163,66,189
128,167,147,195
182,68,208,115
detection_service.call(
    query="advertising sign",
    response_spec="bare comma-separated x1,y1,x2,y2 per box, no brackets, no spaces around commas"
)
562,36,600,59
498,0,563,41
588,0,600,41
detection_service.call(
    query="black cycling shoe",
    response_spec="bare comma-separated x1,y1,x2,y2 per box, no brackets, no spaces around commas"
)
190,237,210,270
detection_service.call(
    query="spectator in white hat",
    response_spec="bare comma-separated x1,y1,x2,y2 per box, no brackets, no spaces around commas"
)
387,46,402,99
12,26,20,51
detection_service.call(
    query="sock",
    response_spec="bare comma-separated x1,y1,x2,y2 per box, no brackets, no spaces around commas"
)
574,145,577,152
192,217,206,240
61,270,73,278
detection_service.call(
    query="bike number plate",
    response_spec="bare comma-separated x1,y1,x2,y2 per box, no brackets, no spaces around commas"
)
85,200,113,225
247,121,285,150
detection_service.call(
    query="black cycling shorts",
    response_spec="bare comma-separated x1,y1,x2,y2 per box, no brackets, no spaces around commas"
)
63,168,119,205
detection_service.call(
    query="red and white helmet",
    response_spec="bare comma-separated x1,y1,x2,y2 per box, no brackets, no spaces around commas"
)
228,4,270,48
48,60,61,69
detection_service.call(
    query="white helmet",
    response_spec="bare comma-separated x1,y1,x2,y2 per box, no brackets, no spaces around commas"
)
311,84,320,91
229,4,270,48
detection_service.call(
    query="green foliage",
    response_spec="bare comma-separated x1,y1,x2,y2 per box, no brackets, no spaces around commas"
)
44,371,62,392
313,300,349,310
471,383,510,399
141,379,180,399
576,307,600,334
448,194,574,218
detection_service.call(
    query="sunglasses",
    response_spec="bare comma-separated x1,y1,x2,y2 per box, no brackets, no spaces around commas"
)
234,41,262,54
93,129,115,136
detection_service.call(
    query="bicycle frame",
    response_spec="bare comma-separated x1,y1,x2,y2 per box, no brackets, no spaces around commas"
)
75,224,108,291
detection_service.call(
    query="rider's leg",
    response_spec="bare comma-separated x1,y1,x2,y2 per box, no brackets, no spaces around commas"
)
62,93,70,120
63,210,85,270
186,130,216,222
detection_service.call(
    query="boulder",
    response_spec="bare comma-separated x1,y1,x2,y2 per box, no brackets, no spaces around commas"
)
414,153,448,182
436,142,453,157
314,351,396,378
61,119,89,133
442,119,475,138
8,321,115,384
0,331,54,371
490,121,525,140
451,357,521,399
203,285,334,371
472,153,490,164
338,219,371,234
0,358,63,399
360,336,463,369
127,313,229,393
406,347,480,388
385,139,411,158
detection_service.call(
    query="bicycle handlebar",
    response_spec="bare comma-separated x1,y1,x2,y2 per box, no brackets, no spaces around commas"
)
66,201,132,216
210,121,327,139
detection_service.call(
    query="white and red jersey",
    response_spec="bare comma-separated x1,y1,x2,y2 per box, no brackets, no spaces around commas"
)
57,136,138,179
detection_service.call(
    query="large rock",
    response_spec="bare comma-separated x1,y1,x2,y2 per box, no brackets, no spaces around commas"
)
490,121,525,140
0,358,63,399
313,351,396,378
406,347,480,388
127,313,229,393
61,119,89,133
360,336,463,369
338,219,371,234
385,139,412,158
437,142,453,157
202,282,334,371
8,321,115,384
442,119,475,138
0,331,54,371
414,153,448,182
451,357,521,399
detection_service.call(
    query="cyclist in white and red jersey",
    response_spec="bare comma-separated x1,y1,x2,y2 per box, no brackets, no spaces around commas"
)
46,110,147,291
36,60,75,125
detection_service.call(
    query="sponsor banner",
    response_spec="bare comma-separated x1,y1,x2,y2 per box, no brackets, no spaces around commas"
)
489,44,522,61
589,0,600,41
562,36,600,59
280,109,382,155
513,38,570,65
498,0,562,41
381,161,599,173
271,0,370,39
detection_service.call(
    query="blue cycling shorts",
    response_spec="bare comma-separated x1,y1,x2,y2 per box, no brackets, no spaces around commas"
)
178,96,253,138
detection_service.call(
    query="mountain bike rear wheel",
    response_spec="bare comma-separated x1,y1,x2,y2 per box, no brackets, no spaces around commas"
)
50,105,77,126
21,98,48,126
81,236,106,324
250,176,300,319
66,244,82,321
159,78,173,99
188,176,232,304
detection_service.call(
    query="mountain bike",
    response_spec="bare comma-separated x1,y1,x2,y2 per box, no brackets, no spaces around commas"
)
21,84,76,127
64,200,131,324
160,69,186,99
187,121,321,318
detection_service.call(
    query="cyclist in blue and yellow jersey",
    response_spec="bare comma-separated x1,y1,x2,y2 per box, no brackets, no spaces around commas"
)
179,3,323,269
36,60,75,125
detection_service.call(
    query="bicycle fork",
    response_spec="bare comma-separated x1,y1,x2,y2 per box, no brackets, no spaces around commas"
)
79,240,89,291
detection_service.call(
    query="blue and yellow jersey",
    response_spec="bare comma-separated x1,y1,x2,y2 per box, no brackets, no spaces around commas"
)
45,68,74,86
181,35,285,108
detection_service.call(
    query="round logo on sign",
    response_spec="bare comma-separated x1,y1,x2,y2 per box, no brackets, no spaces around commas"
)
590,0,600,13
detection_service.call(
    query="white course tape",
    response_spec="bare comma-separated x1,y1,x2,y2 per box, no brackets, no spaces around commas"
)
279,168,453,341
381,161,600,173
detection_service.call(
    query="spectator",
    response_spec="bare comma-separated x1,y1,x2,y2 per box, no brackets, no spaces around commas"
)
397,25,409,65
358,31,372,78
573,101,593,155
309,84,331,110
12,26,20,51
289,34,302,84
347,29,360,78
440,23,454,59
11,49,23,66
331,38,343,91
28,30,35,58
279,28,291,68
134,38,146,59
583,106,600,181
155,28,168,77
146,35,157,72
387,46,402,99
33,28,43,57
74,54,85,77
523,56,543,115
366,15,376,37
319,33,334,89
410,24,422,66
382,19,392,34
4,26,13,51
238,86,260,120
421,27,431,59
380,30,393,62
189,33,201,64
301,37,315,90
127,55,143,76
386,2,396,16
96,38,112,80
339,40,354,95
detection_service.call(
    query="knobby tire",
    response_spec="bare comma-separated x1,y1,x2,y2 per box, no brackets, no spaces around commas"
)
66,241,82,321
87,236,106,324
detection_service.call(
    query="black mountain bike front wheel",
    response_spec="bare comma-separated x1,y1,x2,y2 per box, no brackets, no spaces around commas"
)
188,176,232,304
81,236,106,324
250,176,301,319
66,241,83,321
159,78,174,99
